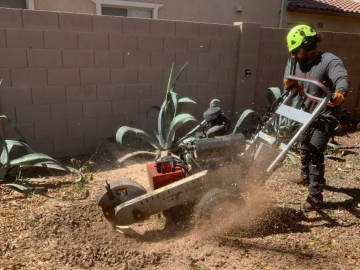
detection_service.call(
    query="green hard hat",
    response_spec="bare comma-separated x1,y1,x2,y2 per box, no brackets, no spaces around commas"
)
286,25,317,52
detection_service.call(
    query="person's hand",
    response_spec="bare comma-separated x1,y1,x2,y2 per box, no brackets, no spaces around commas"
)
284,79,297,90
332,92,345,106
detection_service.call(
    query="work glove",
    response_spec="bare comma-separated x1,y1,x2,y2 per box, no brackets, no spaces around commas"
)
332,92,345,106
284,79,296,90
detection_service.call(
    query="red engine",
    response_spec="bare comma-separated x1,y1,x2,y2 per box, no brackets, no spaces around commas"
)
147,156,185,191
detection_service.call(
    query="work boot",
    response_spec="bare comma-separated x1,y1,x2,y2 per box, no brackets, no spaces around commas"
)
300,195,323,212
288,177,309,186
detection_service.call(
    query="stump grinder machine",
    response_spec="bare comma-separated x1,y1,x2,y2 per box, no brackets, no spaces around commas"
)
97,76,334,229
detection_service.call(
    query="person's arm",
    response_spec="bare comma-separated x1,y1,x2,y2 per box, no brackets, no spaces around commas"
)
326,55,349,97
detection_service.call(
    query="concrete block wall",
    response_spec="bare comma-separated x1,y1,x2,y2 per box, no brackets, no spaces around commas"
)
0,8,240,156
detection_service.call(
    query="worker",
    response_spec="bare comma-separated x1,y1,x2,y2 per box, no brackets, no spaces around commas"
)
284,25,349,212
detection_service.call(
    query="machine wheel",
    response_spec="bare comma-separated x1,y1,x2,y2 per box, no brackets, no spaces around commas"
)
195,188,244,223
162,202,194,225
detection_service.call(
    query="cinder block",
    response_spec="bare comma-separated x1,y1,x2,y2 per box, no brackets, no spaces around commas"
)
27,49,62,68
332,32,347,44
139,99,162,113
123,17,150,35
97,85,125,101
188,39,210,53
350,45,360,56
0,8,22,29
163,67,187,83
235,94,255,111
198,54,219,68
34,120,67,138
59,13,92,32
221,25,239,40
97,116,125,133
80,68,110,85
48,68,80,86
272,28,288,42
93,15,122,33
261,67,279,80
151,20,175,37
176,83,198,98
0,49,27,67
230,40,239,54
66,85,96,102
260,28,273,41
184,96,206,111
138,35,164,52
112,99,139,116
164,37,187,52
257,54,270,67
111,68,137,84
319,31,333,44
0,69,11,87
53,135,84,153
125,114,146,130
228,67,236,82
6,29,44,49
151,52,175,68
138,69,164,84
199,23,220,39
0,106,16,121
197,82,218,96
324,44,339,54
176,53,198,68
63,50,94,68
261,41,280,54
124,52,150,68
337,45,352,57
208,68,228,83
269,54,288,68
238,67,257,80
186,69,208,83
236,80,256,96
67,118,97,135
26,138,53,154
151,83,167,99
11,68,47,87
267,79,283,90
0,87,32,106
51,103,83,120
85,132,113,150
32,86,66,105
210,40,230,53
218,82,235,95
44,31,78,50
125,84,151,100
345,34,359,45
176,21,199,38
3,122,34,140
219,53,237,68
347,67,360,77
79,32,109,50
240,40,260,55
238,54,258,68
237,22,261,41
22,9,59,30
95,51,123,68
16,105,51,123
109,34,137,51
0,30,5,48
83,101,112,118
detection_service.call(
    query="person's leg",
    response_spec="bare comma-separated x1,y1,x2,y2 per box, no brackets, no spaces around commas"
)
298,128,312,186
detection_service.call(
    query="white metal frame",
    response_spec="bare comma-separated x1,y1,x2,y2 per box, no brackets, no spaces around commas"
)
91,0,163,19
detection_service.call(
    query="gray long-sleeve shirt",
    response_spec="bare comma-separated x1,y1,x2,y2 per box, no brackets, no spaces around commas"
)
295,52,349,120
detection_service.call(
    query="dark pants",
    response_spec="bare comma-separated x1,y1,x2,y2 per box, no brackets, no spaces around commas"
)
299,117,333,199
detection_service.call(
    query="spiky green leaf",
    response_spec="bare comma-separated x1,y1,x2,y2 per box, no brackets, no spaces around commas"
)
118,151,160,163
164,113,197,149
232,109,259,134
210,99,220,107
116,126,163,151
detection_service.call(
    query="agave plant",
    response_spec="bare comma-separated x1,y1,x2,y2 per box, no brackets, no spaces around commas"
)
0,82,82,195
116,63,205,161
